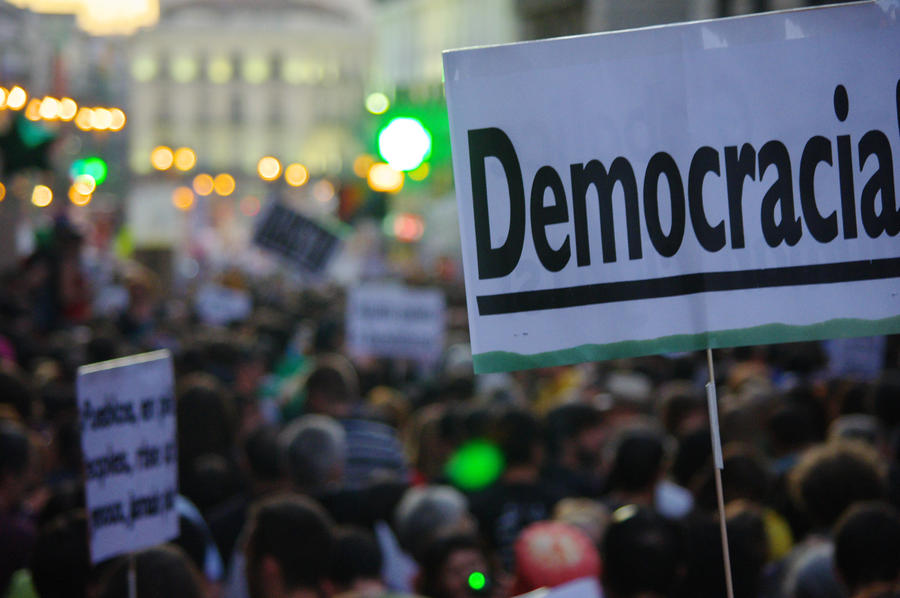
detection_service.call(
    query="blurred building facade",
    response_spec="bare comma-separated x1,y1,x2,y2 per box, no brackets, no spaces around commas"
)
127,0,372,178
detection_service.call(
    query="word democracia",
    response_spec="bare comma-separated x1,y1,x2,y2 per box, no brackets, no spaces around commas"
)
468,84,899,280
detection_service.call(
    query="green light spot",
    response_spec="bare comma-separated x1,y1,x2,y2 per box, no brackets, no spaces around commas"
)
468,572,486,591
70,157,108,185
445,439,504,491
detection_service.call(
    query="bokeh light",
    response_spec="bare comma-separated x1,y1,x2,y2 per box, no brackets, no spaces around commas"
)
6,86,26,110
173,147,197,171
0,88,7,109
91,107,113,130
392,213,425,242
214,173,236,196
353,154,375,178
378,117,431,171
284,163,309,187
75,107,93,131
25,98,41,121
58,98,78,121
444,439,504,491
367,163,404,193
31,185,53,207
73,174,96,195
39,97,60,120
209,56,233,83
192,173,214,196
109,108,126,131
365,92,390,115
151,146,174,170
257,156,281,181
0,182,6,202
468,572,487,592
172,186,194,211
312,179,335,203
408,162,430,181
68,185,92,206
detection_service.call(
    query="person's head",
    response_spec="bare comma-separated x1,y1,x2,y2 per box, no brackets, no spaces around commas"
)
330,527,384,595
766,402,816,457
490,407,543,471
31,510,92,598
695,446,771,512
394,485,472,562
280,414,346,495
417,533,495,598
657,381,705,437
177,373,238,468
0,420,31,510
606,426,666,497
305,354,359,418
601,506,684,598
788,440,885,530
97,545,205,598
244,494,336,598
544,403,605,471
243,424,287,490
0,365,34,422
834,502,900,597
827,414,883,448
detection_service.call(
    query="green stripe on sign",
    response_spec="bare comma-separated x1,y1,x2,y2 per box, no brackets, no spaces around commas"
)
472,314,900,374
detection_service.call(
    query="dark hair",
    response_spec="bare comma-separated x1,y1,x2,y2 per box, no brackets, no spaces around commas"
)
834,502,900,593
788,441,885,529
491,408,542,467
31,511,91,598
306,355,359,405
177,374,237,467
0,366,34,421
97,545,205,598
767,403,816,455
245,494,335,595
872,370,900,428
244,424,285,482
695,447,771,511
607,428,665,493
601,507,684,598
672,427,712,488
0,420,30,478
330,527,383,589
544,403,603,461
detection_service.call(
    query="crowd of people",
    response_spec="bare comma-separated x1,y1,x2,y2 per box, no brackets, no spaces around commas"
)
2,220,900,598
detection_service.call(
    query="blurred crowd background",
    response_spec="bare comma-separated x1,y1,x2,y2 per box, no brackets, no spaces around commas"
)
1,1,896,598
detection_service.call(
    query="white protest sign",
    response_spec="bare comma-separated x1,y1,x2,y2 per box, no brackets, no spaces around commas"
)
77,350,178,563
513,577,602,598
443,1,900,373
347,284,446,363
195,283,253,326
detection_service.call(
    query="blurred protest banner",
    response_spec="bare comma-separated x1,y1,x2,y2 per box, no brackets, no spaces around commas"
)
513,577,601,598
195,282,252,325
76,350,178,564
253,203,342,275
444,1,900,374
347,283,446,364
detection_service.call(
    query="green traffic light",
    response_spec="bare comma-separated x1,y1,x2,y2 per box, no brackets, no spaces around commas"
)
378,117,431,171
468,571,487,592
70,157,108,185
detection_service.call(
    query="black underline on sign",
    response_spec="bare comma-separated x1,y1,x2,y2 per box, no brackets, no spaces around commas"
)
475,256,900,316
